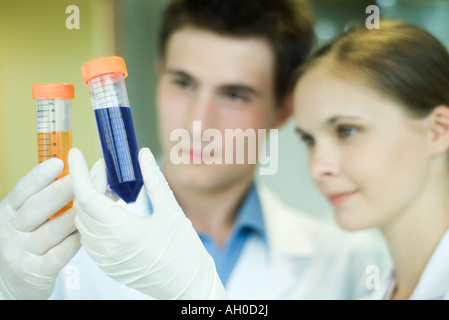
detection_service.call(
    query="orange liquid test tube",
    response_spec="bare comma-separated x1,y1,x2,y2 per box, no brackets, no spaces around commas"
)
32,83,74,219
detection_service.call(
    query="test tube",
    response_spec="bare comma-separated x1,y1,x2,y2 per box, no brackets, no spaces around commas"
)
81,56,143,203
32,83,74,219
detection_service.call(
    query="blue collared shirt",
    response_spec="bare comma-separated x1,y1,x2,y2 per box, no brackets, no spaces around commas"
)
197,184,267,287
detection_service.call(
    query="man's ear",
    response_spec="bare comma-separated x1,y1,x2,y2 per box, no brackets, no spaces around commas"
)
428,106,449,156
271,94,293,129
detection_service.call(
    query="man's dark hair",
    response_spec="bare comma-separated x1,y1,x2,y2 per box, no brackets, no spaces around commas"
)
158,0,315,104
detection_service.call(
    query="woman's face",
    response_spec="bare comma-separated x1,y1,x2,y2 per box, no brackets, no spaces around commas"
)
293,62,431,230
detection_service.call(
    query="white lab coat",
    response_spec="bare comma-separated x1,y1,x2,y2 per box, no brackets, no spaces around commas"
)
366,228,449,300
226,185,390,299
50,185,390,300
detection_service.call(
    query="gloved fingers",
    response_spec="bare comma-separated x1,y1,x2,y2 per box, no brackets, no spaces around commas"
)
35,230,81,277
74,204,147,267
139,148,181,215
5,158,64,211
73,212,89,240
90,158,107,194
69,148,121,224
74,213,108,264
12,174,74,232
89,158,120,202
73,212,107,254
21,207,78,256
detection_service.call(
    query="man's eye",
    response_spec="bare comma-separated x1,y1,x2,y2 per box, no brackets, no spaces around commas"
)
337,126,358,139
225,91,249,102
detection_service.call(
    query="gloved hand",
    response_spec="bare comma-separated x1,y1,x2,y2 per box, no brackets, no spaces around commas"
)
69,147,227,300
0,159,80,300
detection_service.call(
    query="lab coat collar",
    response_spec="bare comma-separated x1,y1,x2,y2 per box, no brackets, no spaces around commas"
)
257,185,321,257
410,228,449,300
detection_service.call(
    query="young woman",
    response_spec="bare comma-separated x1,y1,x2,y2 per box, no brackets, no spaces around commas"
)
292,20,449,300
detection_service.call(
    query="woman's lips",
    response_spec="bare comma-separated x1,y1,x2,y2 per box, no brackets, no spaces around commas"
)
327,191,357,206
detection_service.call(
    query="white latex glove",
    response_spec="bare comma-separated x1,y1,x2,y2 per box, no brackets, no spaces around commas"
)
69,147,227,300
0,159,80,300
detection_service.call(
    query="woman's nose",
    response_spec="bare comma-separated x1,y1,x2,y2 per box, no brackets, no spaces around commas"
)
309,143,340,182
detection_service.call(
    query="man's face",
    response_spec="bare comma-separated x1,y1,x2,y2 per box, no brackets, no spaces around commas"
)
156,27,282,191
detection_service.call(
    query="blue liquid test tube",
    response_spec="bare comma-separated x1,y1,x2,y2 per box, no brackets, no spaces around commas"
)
81,56,143,203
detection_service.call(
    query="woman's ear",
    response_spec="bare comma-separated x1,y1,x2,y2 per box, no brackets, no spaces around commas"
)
428,106,449,156
271,94,293,129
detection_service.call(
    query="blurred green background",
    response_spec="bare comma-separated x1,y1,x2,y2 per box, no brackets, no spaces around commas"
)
1,0,448,219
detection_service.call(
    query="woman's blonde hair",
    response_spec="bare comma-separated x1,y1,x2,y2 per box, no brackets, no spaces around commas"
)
292,20,449,117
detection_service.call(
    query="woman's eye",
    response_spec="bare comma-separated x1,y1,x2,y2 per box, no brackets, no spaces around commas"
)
173,79,192,89
300,134,315,147
337,125,358,139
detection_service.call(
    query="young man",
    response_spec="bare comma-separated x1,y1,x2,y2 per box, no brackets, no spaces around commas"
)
154,0,313,287
1,0,388,300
